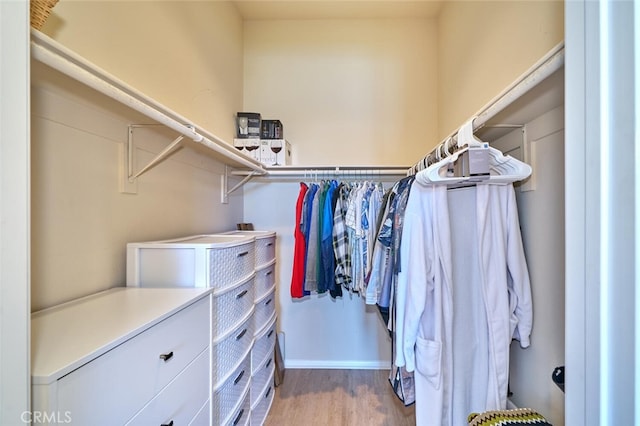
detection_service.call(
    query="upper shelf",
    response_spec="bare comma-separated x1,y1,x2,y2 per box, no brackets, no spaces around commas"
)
30,29,565,185
476,58,564,142
30,29,267,175
409,42,565,175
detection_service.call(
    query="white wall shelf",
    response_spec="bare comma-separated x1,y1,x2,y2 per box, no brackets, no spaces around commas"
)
410,42,565,176
30,29,268,194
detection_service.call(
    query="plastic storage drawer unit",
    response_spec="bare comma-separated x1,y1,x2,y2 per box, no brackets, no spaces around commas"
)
126,234,255,290
220,230,276,269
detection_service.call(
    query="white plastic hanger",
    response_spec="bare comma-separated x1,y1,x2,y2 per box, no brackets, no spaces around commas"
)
415,118,532,186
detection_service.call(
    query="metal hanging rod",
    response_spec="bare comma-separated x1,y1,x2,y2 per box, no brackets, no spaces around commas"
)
410,42,565,175
232,166,409,178
30,30,267,176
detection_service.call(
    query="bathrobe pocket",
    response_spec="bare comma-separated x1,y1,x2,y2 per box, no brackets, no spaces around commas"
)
415,337,442,390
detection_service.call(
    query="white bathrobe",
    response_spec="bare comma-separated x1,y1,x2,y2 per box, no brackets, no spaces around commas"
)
395,182,532,426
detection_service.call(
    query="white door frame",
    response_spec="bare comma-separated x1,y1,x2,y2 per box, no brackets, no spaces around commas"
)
0,1,31,424
565,1,638,424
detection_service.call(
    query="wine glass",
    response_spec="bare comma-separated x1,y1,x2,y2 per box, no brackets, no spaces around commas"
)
244,139,259,155
233,139,245,151
270,140,283,165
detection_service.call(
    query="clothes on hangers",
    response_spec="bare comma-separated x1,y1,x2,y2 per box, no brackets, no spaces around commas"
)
320,180,339,294
290,182,309,298
366,175,415,311
344,181,386,294
303,183,320,294
356,175,419,407
333,183,352,290
289,166,535,425
290,179,386,298
394,182,533,426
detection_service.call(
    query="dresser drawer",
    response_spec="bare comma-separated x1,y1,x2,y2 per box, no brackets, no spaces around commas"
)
252,315,276,373
250,372,275,426
126,234,254,289
220,231,276,270
55,297,210,425
226,387,251,426
212,350,251,425
251,354,275,407
254,260,276,302
208,242,255,290
212,314,254,387
254,236,276,269
189,399,210,426
126,347,209,425
212,275,255,340
254,288,276,337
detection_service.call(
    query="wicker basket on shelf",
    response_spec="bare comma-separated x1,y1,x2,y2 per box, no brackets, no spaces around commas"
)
30,0,59,30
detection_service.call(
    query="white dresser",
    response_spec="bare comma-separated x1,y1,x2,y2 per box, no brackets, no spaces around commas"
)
126,232,277,425
31,287,212,426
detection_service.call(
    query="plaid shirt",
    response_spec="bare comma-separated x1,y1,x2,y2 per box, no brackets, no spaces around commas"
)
332,184,351,289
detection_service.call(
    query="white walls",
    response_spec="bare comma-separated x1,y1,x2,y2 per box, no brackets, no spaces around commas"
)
32,2,247,310
2,0,581,423
0,1,30,423
242,17,437,367
29,2,581,415
241,5,567,372
437,1,564,141
30,68,245,311
41,1,244,143
243,179,395,368
243,18,438,166
492,106,566,425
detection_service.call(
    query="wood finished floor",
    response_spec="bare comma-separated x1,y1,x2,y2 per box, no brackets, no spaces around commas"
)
263,369,416,426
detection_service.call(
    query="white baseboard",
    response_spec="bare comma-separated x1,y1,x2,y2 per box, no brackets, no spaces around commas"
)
284,359,389,370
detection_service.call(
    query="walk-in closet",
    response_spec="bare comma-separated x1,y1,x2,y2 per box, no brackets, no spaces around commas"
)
1,1,638,425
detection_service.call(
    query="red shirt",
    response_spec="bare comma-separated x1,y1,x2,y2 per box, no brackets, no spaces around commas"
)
290,182,308,298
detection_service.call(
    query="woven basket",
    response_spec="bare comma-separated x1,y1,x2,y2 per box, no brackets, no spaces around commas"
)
30,0,59,30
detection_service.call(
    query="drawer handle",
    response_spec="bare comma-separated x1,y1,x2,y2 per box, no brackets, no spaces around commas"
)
265,386,272,398
265,270,273,276
265,298,272,306
266,358,272,368
234,369,245,385
233,409,244,426
159,351,174,362
161,421,174,426
237,251,249,258
236,328,248,340
267,330,274,338
236,289,248,299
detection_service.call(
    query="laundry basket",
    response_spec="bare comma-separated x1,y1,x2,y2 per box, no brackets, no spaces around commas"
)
30,0,59,30
467,408,552,425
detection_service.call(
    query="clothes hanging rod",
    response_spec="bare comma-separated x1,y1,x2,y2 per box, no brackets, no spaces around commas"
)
410,42,565,174
232,165,410,177
30,30,267,176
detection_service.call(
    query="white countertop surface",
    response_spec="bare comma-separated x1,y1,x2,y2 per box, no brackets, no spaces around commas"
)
127,234,254,248
31,287,211,385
